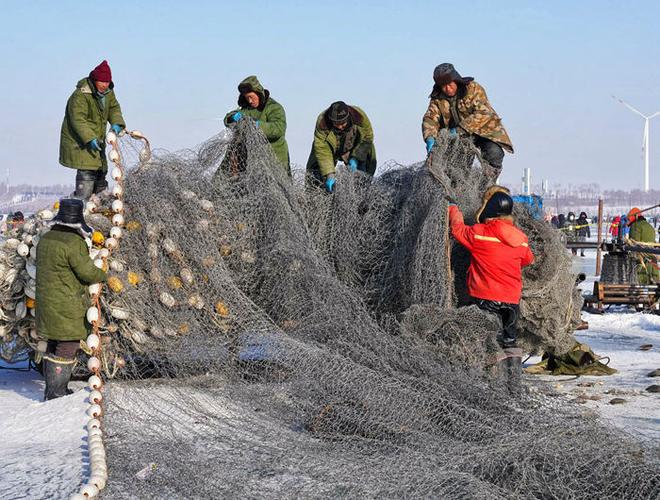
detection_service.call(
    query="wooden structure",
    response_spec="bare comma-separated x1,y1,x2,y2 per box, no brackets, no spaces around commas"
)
584,282,660,311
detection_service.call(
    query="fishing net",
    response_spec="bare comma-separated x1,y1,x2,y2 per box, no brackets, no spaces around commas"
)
1,122,657,497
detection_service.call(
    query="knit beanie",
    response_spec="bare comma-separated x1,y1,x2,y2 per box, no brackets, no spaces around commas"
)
90,60,112,83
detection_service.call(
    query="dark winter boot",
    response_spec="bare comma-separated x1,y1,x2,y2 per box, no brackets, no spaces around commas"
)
44,357,75,400
503,347,523,395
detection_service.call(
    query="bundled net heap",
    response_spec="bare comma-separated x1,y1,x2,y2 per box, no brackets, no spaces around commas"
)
1,122,657,497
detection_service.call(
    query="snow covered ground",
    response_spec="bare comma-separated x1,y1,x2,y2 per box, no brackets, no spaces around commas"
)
524,245,660,443
0,240,657,498
0,362,88,499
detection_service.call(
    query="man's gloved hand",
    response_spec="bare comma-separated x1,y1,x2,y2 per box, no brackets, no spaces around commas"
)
425,137,435,154
88,138,102,151
255,120,260,127
232,112,243,122
110,124,122,135
324,174,336,194
348,158,358,172
449,127,457,137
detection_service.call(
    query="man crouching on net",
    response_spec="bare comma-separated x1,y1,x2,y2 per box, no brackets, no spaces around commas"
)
448,186,534,387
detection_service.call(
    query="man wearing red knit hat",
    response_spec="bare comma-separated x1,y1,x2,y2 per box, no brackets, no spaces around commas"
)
59,60,126,199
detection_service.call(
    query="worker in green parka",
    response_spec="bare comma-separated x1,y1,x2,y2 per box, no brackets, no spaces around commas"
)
36,199,107,400
306,101,377,193
224,76,290,175
627,207,659,284
60,60,126,200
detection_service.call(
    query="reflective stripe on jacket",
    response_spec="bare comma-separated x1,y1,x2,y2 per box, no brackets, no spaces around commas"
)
449,205,534,304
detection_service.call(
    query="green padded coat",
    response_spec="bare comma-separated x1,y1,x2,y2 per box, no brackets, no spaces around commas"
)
59,78,125,172
224,76,290,174
36,226,107,341
306,105,376,178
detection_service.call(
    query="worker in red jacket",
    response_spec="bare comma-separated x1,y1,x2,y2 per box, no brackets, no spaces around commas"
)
448,186,534,381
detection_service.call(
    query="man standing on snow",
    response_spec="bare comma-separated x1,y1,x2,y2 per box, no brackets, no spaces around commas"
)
627,207,659,284
422,63,513,178
224,75,290,175
575,211,591,257
448,186,534,388
60,60,125,200
36,199,107,400
306,101,377,193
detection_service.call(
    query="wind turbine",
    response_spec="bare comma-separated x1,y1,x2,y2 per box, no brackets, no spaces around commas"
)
613,96,660,192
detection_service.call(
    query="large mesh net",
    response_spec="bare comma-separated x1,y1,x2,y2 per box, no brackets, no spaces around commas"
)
1,122,658,497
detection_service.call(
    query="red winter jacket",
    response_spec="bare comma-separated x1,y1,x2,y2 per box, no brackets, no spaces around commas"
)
449,205,534,304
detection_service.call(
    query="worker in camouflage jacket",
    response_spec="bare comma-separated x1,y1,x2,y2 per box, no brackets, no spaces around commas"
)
60,60,125,200
224,76,290,175
306,101,377,193
36,199,107,400
422,63,513,177
627,207,659,284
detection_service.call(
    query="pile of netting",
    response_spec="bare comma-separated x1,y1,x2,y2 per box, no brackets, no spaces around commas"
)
90,122,658,498
1,121,657,497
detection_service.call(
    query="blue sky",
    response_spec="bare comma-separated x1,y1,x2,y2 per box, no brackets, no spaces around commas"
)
0,0,658,190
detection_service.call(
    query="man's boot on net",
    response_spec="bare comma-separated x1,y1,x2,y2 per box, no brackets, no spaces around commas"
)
503,347,523,395
44,357,75,401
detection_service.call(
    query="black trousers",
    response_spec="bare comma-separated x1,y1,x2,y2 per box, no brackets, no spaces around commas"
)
74,169,108,200
473,136,504,175
46,340,79,360
475,299,520,348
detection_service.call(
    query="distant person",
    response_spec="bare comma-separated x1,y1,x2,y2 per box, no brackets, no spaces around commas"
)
306,101,376,193
224,76,290,175
575,211,591,257
608,215,621,241
550,215,559,228
36,199,107,400
627,207,659,284
422,63,513,179
10,211,24,231
448,186,534,389
60,60,125,200
564,212,578,256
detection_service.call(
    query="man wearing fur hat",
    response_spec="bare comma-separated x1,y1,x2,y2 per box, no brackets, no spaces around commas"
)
422,63,513,178
36,199,107,400
306,101,377,193
224,76,290,175
448,187,534,385
60,60,126,200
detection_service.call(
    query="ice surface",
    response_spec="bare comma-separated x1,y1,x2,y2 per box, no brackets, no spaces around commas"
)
0,360,88,499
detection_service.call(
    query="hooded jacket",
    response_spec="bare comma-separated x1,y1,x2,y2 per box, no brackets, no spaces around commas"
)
422,80,513,152
608,216,621,238
306,105,377,177
576,212,591,238
224,76,290,173
60,78,125,171
449,205,534,304
628,216,656,243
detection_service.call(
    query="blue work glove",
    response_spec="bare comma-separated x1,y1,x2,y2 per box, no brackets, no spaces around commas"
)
110,124,122,135
232,112,243,122
348,158,358,172
449,127,457,137
325,175,336,194
425,137,435,154
88,138,102,151
255,120,260,127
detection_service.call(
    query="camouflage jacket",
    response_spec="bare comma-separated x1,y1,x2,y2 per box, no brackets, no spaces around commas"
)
422,81,513,153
